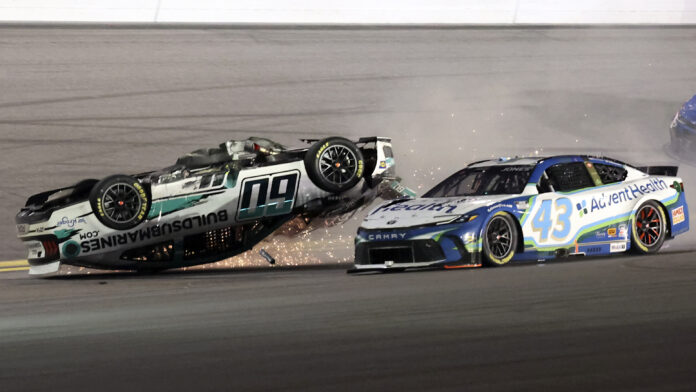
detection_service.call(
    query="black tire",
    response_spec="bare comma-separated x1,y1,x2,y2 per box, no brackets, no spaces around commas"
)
630,200,667,254
482,212,518,267
304,137,364,193
89,175,150,230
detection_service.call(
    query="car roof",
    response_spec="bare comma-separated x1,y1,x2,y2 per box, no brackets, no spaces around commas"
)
467,155,631,169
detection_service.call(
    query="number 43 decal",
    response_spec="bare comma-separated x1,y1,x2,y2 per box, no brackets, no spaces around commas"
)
531,198,572,242
237,171,300,220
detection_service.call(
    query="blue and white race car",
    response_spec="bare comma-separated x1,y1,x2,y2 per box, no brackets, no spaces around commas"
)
352,155,689,271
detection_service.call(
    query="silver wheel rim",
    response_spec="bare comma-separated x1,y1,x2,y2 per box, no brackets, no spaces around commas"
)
319,145,358,185
102,183,142,223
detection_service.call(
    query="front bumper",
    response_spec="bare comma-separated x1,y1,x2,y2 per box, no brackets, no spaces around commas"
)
353,225,481,270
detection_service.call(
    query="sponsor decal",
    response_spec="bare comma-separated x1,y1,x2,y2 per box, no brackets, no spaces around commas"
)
619,224,628,238
79,210,228,254
672,205,685,224
487,204,513,213
379,161,387,169
387,219,398,225
315,142,329,159
133,182,149,221
594,230,607,239
515,201,529,210
57,216,87,228
610,242,627,253
576,200,588,217
371,200,463,215
367,232,407,241
16,224,27,234
584,179,668,215
607,228,617,237
79,230,99,240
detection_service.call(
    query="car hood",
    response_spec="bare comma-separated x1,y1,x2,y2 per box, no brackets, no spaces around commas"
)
361,195,515,229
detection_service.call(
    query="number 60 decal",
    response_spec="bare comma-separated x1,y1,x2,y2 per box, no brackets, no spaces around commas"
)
237,171,300,220
531,198,572,242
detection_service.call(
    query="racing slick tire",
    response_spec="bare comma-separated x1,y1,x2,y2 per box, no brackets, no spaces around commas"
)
482,212,518,267
304,137,364,193
630,200,667,254
89,175,151,230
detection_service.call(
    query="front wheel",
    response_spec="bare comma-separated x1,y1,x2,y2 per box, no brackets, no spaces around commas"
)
482,213,518,266
630,200,667,254
89,175,150,230
304,137,364,193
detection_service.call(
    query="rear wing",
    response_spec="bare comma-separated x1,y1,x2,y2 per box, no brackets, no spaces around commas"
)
636,166,679,176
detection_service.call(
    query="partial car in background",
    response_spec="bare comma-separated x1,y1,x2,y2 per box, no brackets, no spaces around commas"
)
670,94,696,156
352,155,689,272
16,136,402,275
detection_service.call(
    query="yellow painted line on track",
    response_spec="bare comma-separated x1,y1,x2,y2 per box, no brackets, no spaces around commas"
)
0,260,29,268
0,266,30,272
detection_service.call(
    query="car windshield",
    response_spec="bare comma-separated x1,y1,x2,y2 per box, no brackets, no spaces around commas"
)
423,165,534,197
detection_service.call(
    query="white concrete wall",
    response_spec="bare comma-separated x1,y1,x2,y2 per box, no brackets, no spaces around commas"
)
1,0,695,24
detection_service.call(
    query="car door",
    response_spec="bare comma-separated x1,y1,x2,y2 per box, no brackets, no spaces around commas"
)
522,161,599,252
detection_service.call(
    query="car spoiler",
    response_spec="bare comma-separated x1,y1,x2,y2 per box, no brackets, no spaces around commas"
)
24,179,98,208
17,179,99,224
636,166,679,176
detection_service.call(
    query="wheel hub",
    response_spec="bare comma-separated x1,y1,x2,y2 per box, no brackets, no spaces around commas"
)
102,183,142,223
319,145,358,185
636,205,661,246
487,217,512,258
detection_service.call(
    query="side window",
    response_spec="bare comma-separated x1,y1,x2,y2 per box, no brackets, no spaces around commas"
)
593,163,627,184
537,172,553,194
545,162,594,192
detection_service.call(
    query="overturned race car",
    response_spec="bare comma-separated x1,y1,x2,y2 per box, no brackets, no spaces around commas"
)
352,155,689,272
16,136,402,275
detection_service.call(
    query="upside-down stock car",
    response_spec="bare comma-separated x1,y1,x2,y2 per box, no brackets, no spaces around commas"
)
352,155,689,271
16,136,406,276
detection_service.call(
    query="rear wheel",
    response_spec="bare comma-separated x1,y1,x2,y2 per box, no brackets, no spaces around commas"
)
482,213,518,266
89,175,150,230
631,200,667,254
304,137,364,193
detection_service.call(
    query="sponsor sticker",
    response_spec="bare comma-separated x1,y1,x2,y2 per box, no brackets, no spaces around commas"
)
515,201,529,210
379,161,387,169
618,224,628,238
607,228,617,237
487,204,513,213
610,242,627,253
57,216,87,228
672,206,685,224
581,178,669,216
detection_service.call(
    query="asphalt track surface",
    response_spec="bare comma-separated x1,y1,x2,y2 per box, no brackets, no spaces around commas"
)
1,27,696,391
